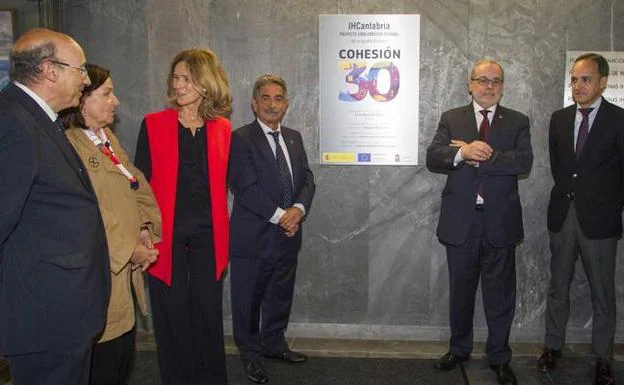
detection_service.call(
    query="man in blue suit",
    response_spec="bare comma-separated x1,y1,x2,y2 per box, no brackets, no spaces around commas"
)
537,53,624,385
427,59,533,385
0,28,110,385
229,74,315,384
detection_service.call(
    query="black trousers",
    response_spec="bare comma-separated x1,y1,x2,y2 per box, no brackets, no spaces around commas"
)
89,328,135,385
8,341,92,385
231,246,298,364
148,226,227,385
545,205,617,359
445,210,517,365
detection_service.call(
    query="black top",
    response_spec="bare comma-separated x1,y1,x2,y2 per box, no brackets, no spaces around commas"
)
135,119,212,235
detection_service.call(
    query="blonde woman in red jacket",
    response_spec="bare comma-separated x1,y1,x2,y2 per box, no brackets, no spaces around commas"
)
134,49,232,385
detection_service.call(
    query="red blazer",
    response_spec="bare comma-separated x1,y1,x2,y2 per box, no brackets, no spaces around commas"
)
145,109,230,285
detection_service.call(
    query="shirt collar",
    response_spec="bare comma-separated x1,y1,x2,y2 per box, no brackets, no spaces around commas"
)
13,81,57,122
257,118,281,135
472,101,497,116
577,97,602,112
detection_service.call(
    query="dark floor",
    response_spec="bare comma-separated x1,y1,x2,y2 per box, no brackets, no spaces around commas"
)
2,336,622,385
128,351,464,385
127,351,621,385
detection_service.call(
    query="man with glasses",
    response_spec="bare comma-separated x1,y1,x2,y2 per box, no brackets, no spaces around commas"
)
0,28,109,385
50,59,89,76
538,53,624,385
427,59,533,385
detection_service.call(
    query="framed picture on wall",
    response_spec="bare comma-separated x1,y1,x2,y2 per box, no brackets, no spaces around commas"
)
0,9,15,90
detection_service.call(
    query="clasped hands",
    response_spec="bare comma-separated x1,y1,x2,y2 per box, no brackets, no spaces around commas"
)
131,228,159,271
279,207,304,237
450,139,493,166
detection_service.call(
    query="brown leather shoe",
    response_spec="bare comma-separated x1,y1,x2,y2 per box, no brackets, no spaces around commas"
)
595,360,615,385
433,351,470,371
537,348,561,372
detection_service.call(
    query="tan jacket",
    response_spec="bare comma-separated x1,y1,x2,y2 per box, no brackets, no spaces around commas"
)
66,126,161,343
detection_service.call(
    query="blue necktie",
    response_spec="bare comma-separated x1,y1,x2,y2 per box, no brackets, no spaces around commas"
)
269,131,293,208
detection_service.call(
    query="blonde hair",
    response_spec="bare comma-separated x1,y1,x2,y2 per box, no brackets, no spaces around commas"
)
166,49,232,119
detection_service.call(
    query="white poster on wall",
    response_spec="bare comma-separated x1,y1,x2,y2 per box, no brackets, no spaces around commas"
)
319,14,420,165
563,51,624,108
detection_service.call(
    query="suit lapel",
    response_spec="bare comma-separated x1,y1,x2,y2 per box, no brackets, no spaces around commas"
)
579,99,608,162
488,105,506,143
558,105,578,164
67,127,124,177
251,121,280,177
461,104,479,140
8,84,94,193
281,127,298,189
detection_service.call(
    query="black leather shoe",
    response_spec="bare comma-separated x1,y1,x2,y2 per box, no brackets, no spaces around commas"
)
537,348,561,373
264,350,308,364
433,352,470,371
595,360,615,385
490,363,517,385
244,362,268,384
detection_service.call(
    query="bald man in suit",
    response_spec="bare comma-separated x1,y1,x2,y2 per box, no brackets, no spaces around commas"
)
0,29,109,385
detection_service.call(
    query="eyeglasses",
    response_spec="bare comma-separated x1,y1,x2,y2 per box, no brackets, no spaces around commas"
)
471,77,503,87
50,60,88,77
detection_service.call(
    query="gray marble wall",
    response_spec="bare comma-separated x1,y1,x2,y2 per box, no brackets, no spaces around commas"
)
62,0,624,344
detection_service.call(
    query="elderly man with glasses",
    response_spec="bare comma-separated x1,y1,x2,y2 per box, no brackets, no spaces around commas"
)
0,28,109,385
426,59,533,385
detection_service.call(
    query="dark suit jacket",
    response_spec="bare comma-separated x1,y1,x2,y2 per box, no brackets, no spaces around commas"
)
0,83,110,354
228,120,315,258
547,98,624,239
426,103,533,247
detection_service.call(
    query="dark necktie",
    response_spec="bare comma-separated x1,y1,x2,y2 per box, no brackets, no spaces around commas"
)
575,108,594,158
479,109,490,141
477,110,490,202
269,131,293,208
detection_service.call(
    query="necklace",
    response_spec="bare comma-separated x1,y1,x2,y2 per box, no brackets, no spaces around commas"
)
179,109,202,124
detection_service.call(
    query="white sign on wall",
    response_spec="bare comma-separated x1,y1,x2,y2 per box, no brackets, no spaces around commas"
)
319,14,420,165
563,51,624,108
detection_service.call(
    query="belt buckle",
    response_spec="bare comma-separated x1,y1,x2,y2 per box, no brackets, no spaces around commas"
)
475,203,484,211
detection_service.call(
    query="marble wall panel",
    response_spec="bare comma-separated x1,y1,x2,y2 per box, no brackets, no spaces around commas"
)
61,0,624,343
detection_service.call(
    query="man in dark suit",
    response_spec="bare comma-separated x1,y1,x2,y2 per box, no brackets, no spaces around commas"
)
427,59,532,385
537,53,624,385
0,28,110,385
229,74,315,384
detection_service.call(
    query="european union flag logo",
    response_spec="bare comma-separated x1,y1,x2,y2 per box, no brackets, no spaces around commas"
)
357,153,371,162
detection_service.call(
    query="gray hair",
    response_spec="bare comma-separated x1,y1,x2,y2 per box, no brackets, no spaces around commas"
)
470,59,505,82
9,42,56,85
252,74,288,100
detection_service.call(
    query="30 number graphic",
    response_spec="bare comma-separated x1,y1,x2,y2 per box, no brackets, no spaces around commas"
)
338,61,400,102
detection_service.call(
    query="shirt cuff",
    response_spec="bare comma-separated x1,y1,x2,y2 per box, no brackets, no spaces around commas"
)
270,207,286,225
452,147,464,167
293,203,306,216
